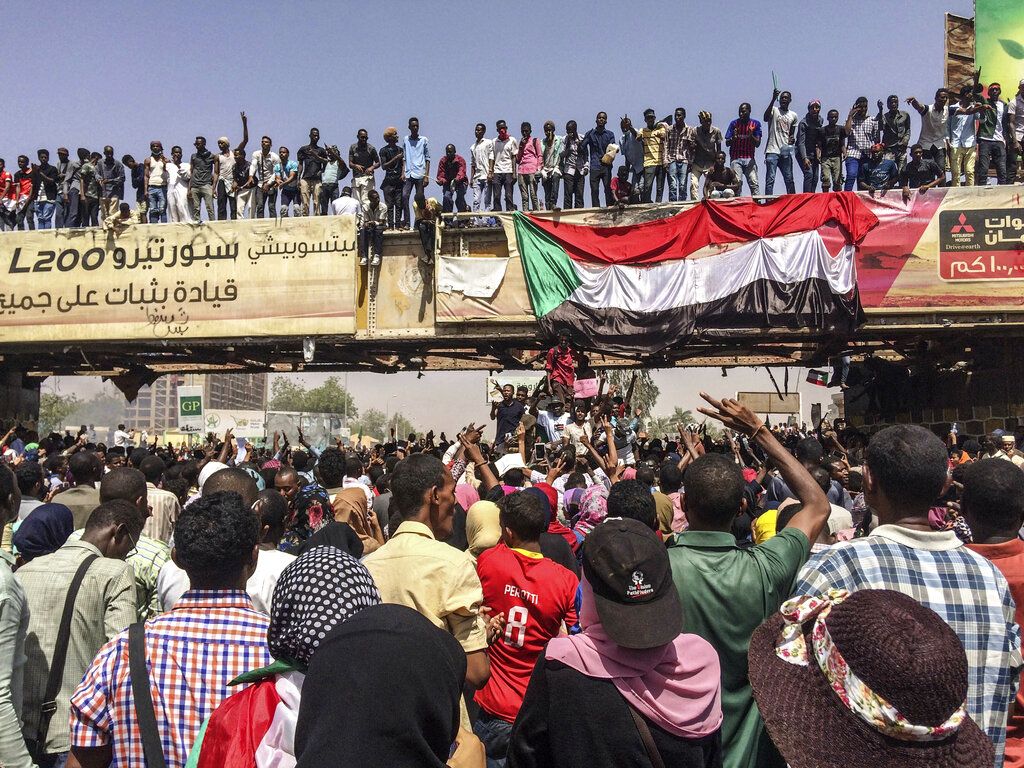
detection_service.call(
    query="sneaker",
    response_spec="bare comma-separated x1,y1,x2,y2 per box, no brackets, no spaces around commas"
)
359,255,367,266
370,253,381,266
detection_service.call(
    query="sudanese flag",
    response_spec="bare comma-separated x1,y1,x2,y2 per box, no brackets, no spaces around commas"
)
508,193,879,355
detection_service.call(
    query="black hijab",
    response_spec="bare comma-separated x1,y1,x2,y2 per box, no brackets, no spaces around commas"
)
295,604,467,768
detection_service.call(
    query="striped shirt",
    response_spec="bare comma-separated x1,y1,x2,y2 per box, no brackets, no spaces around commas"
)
793,525,1022,768
70,590,271,768
725,119,762,161
144,483,181,545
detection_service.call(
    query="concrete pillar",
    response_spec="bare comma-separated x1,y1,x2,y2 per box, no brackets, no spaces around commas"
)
0,370,40,425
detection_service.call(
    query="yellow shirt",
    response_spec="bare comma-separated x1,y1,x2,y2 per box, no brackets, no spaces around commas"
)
363,520,488,653
752,509,779,545
639,124,668,167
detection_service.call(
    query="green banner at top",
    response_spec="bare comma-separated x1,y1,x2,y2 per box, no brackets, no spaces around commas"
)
976,0,1024,94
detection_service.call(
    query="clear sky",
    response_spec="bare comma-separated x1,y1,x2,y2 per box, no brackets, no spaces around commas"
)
26,0,974,433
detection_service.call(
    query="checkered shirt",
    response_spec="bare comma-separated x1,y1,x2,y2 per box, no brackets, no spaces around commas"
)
845,114,879,160
666,124,696,164
70,590,271,768
793,525,1022,768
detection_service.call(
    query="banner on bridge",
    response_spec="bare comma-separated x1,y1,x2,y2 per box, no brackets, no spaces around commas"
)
0,216,357,343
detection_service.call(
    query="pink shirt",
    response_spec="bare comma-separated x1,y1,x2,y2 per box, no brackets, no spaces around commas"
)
517,136,543,175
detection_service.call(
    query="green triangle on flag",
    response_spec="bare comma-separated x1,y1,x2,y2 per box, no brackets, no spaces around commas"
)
513,212,583,317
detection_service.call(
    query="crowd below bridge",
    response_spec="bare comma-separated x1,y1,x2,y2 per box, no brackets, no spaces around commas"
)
2,75,1023,241
1,334,1024,768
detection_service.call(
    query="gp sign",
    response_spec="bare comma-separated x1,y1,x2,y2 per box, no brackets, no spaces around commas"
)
176,385,204,433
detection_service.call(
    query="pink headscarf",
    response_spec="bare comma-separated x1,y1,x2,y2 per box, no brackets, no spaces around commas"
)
622,468,637,481
454,483,480,512
546,579,723,739
573,484,608,539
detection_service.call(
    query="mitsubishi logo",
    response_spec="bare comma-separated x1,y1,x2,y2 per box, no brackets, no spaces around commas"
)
950,213,974,234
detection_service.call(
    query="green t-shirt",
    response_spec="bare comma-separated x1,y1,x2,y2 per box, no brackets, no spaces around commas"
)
667,528,810,768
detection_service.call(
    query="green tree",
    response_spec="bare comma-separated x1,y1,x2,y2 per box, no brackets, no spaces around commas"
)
606,369,660,416
390,412,417,440
269,377,358,418
351,408,386,441
69,387,129,431
646,407,696,438
38,392,81,434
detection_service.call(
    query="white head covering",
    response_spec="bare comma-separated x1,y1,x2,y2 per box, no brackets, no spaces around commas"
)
198,461,228,492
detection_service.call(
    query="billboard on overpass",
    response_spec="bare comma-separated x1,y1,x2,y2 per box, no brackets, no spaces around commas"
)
735,392,802,415
0,216,356,343
976,0,1024,99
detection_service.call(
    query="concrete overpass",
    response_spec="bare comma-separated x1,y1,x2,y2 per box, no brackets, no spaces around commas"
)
2,186,1023,418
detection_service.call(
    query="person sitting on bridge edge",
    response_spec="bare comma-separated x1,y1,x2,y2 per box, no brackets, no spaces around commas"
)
900,143,944,203
360,188,387,268
705,151,742,199
857,143,898,197
413,192,442,266
544,330,576,407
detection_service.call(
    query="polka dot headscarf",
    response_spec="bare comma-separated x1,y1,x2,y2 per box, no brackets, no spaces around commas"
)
268,545,381,667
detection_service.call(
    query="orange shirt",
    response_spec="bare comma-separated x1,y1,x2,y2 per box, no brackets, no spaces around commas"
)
967,537,1024,767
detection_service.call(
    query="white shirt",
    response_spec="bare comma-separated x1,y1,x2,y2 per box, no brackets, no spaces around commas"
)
113,429,132,448
157,548,296,615
765,106,799,154
329,195,361,217
470,138,495,182
918,103,950,149
490,137,519,174
1009,94,1024,142
250,150,280,185
949,107,978,148
537,410,571,442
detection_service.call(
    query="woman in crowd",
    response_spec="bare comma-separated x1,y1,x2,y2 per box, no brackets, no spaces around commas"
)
508,518,724,767
749,588,993,767
295,603,480,768
12,503,73,566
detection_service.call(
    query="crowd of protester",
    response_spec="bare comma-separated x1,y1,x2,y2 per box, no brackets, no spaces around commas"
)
2,76,1023,241
1,333,1023,768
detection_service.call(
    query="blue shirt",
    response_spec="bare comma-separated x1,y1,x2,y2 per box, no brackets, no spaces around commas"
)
582,128,615,167
403,135,430,178
858,158,897,189
274,159,298,188
620,132,644,171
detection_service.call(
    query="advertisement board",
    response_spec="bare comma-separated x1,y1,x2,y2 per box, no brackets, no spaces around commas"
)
0,216,356,342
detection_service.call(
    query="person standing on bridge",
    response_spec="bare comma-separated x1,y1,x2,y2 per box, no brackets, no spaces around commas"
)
214,111,248,221
143,141,169,224
188,136,216,222
167,146,193,224
297,128,329,216
402,117,431,229
97,146,125,224
349,129,379,210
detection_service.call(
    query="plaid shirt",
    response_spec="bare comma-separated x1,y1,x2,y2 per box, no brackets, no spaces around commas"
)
70,590,271,768
665,123,696,164
794,525,1022,768
845,114,879,160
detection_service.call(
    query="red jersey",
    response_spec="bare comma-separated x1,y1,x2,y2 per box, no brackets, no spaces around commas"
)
545,345,575,386
474,543,578,722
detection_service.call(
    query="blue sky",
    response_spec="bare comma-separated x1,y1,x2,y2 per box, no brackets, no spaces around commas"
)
5,0,972,171
30,0,975,431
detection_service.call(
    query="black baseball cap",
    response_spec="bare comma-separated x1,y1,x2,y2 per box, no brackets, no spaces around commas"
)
582,518,683,649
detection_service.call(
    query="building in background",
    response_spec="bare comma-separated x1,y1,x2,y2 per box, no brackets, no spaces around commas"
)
125,373,268,433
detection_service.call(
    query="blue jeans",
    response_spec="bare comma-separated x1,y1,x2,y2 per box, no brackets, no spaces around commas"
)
148,186,168,223
765,145,796,195
35,200,55,228
843,158,862,191
54,196,69,227
474,712,513,768
667,160,690,202
731,157,759,195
